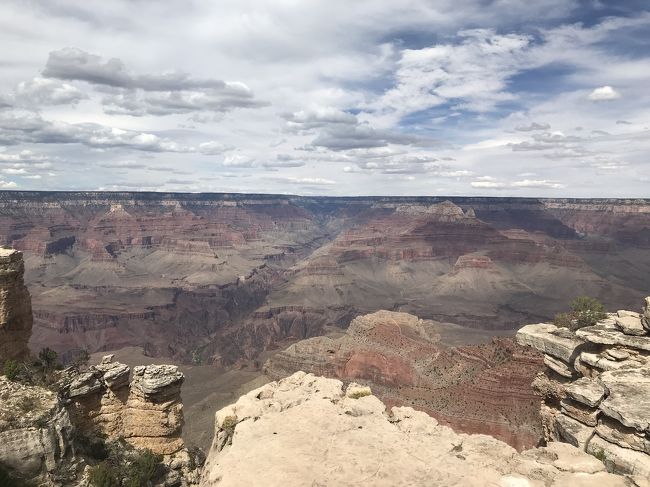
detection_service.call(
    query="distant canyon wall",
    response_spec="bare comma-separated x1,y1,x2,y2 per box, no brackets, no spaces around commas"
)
0,191,649,365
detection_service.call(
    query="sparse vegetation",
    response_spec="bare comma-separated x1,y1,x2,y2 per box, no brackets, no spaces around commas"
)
554,296,607,331
87,444,163,487
348,389,372,399
88,462,120,487
124,449,163,487
222,415,238,434
38,347,59,371
3,359,21,381
591,446,607,462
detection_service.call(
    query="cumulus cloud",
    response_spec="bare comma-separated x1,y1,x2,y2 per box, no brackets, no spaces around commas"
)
42,48,267,116
286,106,422,150
588,85,621,101
370,29,531,125
514,122,551,132
198,141,234,155
223,154,255,167
262,154,306,168
0,109,189,152
10,77,87,106
0,179,17,188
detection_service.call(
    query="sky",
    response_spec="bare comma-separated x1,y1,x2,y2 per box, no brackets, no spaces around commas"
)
0,0,649,197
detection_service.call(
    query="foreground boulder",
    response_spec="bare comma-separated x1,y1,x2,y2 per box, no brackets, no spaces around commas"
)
200,371,634,487
516,299,650,477
0,377,74,479
0,248,32,365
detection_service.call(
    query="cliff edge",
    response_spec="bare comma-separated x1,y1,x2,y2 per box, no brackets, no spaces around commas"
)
200,371,638,487
0,248,32,364
516,297,650,478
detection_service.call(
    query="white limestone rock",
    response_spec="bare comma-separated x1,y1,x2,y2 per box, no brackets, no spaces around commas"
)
615,316,647,336
200,372,625,487
599,368,650,432
565,377,605,407
516,323,586,363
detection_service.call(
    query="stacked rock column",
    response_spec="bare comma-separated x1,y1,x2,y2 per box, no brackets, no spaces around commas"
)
516,299,650,476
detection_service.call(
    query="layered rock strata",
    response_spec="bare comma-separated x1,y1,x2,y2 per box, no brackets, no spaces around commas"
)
0,376,74,479
516,299,650,477
200,372,637,487
62,356,186,456
264,310,543,450
0,248,32,364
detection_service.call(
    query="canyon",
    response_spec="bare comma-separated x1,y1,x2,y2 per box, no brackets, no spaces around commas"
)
1,192,649,368
1,192,650,453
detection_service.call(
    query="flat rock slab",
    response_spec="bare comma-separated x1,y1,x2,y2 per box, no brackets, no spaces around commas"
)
604,348,630,361
576,325,650,352
544,354,575,378
517,323,586,363
599,368,650,431
615,316,647,336
566,377,605,407
561,399,599,427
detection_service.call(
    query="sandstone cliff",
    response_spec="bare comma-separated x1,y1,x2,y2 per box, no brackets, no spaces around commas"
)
0,248,32,364
516,298,650,477
265,310,543,450
200,371,639,486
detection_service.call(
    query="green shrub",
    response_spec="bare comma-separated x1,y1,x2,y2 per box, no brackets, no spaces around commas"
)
570,296,606,329
88,462,120,487
553,312,574,329
554,297,606,331
124,449,162,487
3,359,21,381
38,348,58,371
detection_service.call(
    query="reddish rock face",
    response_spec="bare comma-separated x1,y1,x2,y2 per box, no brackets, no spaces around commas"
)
0,192,648,365
265,310,544,450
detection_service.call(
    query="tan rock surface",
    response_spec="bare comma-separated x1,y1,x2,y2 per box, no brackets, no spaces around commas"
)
200,372,627,487
517,299,650,477
0,377,73,478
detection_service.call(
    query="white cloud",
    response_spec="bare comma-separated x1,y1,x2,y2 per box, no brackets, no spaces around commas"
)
588,86,621,101
0,179,17,188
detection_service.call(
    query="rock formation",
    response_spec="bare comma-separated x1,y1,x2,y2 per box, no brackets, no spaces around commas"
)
62,355,192,455
200,371,638,487
265,310,543,450
516,298,650,477
0,248,32,364
0,376,74,479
